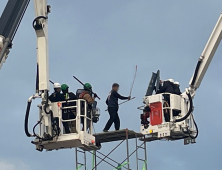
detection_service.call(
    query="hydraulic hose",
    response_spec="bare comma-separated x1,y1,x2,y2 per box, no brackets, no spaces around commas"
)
33,116,44,140
33,111,60,141
25,94,60,140
25,97,35,137
32,16,47,30
191,57,202,86
189,114,199,139
36,64,39,94
175,92,193,123
43,91,51,115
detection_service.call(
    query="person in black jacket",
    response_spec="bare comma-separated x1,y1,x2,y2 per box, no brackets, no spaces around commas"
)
156,79,175,94
61,84,77,134
103,83,130,132
173,81,182,95
49,83,65,102
156,79,175,122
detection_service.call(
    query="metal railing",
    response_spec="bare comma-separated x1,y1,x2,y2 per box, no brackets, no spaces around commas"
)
38,99,93,138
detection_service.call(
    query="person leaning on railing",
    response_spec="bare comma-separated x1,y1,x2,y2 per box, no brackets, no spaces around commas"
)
79,83,97,131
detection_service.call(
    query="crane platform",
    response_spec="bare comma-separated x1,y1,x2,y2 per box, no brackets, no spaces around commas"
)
94,129,144,143
32,131,101,152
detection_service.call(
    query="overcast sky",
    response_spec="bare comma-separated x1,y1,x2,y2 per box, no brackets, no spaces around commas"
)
1,0,222,170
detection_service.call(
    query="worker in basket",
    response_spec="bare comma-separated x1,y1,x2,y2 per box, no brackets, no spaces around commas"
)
49,83,65,102
141,106,150,129
156,79,175,94
156,79,175,122
61,84,77,134
79,83,97,131
173,81,182,95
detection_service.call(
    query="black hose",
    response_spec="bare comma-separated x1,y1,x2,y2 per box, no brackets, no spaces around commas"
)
189,114,199,139
175,92,193,122
33,115,60,141
25,101,33,137
191,58,202,86
36,64,39,94
43,91,51,115
33,116,44,140
32,16,47,30
25,93,60,140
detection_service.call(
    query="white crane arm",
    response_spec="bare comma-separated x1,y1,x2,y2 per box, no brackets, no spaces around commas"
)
189,13,222,97
34,0,50,91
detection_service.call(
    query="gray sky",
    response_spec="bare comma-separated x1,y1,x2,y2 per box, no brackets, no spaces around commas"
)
0,0,222,170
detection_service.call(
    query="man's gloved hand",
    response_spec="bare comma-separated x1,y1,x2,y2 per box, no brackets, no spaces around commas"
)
128,96,131,100
94,93,98,98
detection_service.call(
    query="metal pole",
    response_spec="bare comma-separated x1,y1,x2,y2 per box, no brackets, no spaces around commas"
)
129,65,137,97
120,142,144,165
73,76,100,100
94,151,97,170
126,129,130,170
135,135,139,170
84,151,86,170
144,136,148,170
75,148,78,170
97,151,128,170
88,151,117,169
93,140,125,169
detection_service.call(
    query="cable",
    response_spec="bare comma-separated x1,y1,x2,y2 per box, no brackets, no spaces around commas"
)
33,115,60,141
25,101,34,137
43,91,51,115
33,116,44,140
32,16,47,30
188,113,198,139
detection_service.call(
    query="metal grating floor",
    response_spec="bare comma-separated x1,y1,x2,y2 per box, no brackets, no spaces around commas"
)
94,129,144,143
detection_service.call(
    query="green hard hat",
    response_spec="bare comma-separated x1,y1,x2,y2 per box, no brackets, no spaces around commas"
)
84,83,92,90
61,84,69,90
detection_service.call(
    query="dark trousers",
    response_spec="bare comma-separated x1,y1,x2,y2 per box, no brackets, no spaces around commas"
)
104,107,120,131
62,110,76,134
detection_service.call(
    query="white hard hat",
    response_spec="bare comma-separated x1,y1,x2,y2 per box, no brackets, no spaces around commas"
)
166,79,174,83
53,83,61,88
174,81,180,85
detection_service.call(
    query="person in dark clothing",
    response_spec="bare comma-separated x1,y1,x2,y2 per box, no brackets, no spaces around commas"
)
156,79,175,94
156,79,175,122
173,81,182,95
103,83,130,132
61,84,77,134
61,84,77,104
172,81,182,117
49,83,65,102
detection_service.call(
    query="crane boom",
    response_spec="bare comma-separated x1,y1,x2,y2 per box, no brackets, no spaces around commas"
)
34,0,50,91
189,13,222,97
0,0,30,69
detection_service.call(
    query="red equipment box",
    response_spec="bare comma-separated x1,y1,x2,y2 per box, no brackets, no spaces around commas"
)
150,102,163,126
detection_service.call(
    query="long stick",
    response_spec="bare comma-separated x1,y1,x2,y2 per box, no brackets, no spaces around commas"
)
73,76,85,86
129,65,137,97
105,97,135,111
119,97,135,105
49,80,54,84
73,76,101,100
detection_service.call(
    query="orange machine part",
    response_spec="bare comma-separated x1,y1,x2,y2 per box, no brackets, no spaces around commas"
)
150,102,163,126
